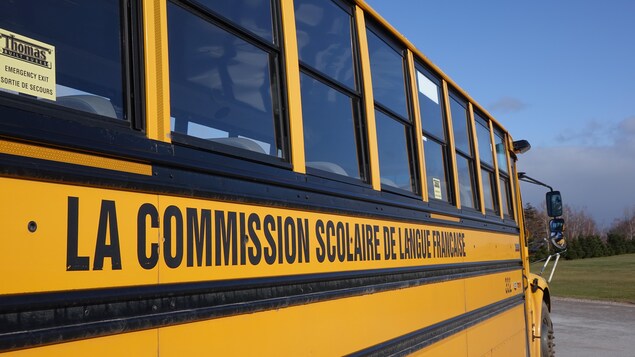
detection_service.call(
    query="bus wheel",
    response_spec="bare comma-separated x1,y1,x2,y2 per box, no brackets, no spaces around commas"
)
540,301,555,357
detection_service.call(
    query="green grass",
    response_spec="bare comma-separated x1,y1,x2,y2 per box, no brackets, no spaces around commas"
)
531,254,635,304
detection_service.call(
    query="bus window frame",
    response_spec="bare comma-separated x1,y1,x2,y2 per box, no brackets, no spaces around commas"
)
296,0,371,185
365,21,420,197
166,0,290,165
448,90,480,213
474,110,500,216
414,63,455,206
494,127,515,219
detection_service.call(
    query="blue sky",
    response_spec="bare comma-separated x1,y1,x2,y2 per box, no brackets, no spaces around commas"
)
365,0,635,226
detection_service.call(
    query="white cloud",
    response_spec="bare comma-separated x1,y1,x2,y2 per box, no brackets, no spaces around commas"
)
489,96,527,114
517,116,635,226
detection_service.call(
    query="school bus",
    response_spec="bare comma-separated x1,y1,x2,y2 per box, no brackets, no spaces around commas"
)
0,0,564,355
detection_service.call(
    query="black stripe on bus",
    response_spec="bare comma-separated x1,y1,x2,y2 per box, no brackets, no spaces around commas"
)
348,294,525,357
0,260,521,352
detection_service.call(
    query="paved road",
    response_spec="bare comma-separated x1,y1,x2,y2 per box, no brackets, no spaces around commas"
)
551,297,635,357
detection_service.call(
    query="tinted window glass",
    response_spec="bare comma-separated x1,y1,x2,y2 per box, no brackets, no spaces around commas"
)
0,0,125,119
475,115,494,167
295,0,354,89
366,29,408,118
481,168,496,211
423,136,450,202
376,110,414,191
301,73,361,179
457,155,476,209
194,0,273,42
450,96,470,154
495,131,508,174
416,69,444,139
168,3,280,156
500,177,512,216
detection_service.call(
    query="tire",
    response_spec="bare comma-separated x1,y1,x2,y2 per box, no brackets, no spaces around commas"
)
540,301,555,357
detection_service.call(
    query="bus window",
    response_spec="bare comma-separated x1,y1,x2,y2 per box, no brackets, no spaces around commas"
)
366,26,417,193
167,1,284,158
375,109,416,190
495,129,514,217
475,112,498,214
295,0,355,90
296,0,366,180
294,0,367,180
0,0,127,120
449,93,478,210
416,65,452,203
365,29,408,119
192,0,274,43
300,74,362,179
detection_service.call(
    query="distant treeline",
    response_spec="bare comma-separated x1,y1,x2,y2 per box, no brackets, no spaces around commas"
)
524,203,635,261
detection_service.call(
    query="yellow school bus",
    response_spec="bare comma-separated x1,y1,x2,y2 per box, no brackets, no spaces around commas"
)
0,0,563,355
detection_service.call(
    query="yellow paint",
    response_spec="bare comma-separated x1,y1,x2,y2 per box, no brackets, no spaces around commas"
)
464,270,524,312
489,120,504,219
468,103,486,214
280,0,306,173
0,177,158,295
407,49,428,201
159,278,466,356
430,213,461,223
466,304,527,357
355,6,381,190
412,330,468,357
0,139,152,176
1,177,520,294
142,0,170,142
4,329,157,357
442,81,460,209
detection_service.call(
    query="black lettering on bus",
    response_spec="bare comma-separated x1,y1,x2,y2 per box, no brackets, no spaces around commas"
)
163,205,183,269
336,222,346,262
247,213,262,265
398,228,405,259
240,213,247,266
93,200,122,270
186,208,212,267
364,224,373,260
297,218,310,263
215,210,237,266
277,216,284,264
284,217,296,264
315,220,326,263
66,196,89,271
137,203,159,270
326,221,336,263
354,224,363,261
372,225,381,261
263,214,276,265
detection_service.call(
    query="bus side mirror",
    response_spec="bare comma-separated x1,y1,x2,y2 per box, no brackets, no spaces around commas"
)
546,191,562,217
549,218,566,250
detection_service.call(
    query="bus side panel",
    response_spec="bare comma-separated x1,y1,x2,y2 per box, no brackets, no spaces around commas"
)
465,304,527,357
158,280,466,356
2,329,157,357
0,177,159,295
409,331,468,357
464,270,524,311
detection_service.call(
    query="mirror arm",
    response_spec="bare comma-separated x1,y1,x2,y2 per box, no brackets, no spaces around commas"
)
517,172,554,191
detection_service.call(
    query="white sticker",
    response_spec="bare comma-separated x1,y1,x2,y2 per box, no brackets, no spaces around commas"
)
432,178,443,200
417,71,438,105
0,28,56,100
